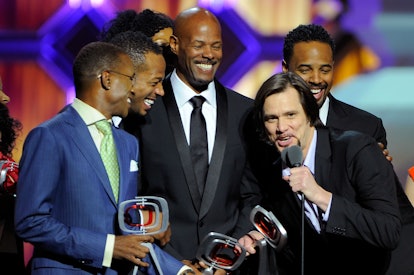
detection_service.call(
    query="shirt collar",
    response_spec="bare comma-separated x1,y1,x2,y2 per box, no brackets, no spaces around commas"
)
71,98,107,126
170,69,216,108
319,96,330,125
303,129,317,175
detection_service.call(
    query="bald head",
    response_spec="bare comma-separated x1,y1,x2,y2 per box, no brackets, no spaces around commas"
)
174,7,221,38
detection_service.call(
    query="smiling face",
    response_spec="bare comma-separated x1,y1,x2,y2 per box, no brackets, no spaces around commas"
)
263,86,314,154
171,10,222,92
129,52,166,116
105,53,135,118
283,41,334,107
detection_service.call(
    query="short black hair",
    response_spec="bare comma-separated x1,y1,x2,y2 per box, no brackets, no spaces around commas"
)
283,24,335,65
100,9,173,42
107,30,162,71
135,9,174,38
73,41,128,94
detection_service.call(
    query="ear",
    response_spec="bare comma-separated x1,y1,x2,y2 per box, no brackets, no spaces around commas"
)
281,60,288,72
100,71,111,90
169,35,179,55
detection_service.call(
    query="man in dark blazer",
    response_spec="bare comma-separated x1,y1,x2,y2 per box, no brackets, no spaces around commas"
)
280,24,414,275
14,41,190,275
138,7,262,263
240,72,401,275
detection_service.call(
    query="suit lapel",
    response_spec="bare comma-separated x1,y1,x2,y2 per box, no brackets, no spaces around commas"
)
326,95,347,127
314,128,332,191
163,78,202,211
64,107,118,207
199,81,228,218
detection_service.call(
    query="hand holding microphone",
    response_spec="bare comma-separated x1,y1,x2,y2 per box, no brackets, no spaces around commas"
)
281,145,331,212
281,145,307,194
281,145,320,200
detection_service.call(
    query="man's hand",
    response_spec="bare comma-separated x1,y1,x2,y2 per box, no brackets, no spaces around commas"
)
113,235,154,267
182,260,227,275
378,142,393,162
140,210,171,246
238,230,263,255
152,223,171,247
181,260,203,274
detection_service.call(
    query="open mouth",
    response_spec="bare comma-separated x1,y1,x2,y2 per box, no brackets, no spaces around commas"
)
196,63,213,71
144,98,154,107
310,88,322,94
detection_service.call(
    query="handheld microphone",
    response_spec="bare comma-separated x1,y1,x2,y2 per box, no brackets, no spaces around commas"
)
281,145,302,168
281,145,305,275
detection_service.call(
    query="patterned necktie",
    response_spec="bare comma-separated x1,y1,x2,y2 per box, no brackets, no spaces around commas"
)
189,96,208,195
95,120,119,202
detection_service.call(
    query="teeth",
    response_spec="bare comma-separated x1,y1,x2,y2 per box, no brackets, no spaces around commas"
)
197,63,212,70
144,98,154,106
311,89,321,94
127,98,131,104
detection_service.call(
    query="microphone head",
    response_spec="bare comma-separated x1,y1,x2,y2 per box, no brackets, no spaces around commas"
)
281,145,303,168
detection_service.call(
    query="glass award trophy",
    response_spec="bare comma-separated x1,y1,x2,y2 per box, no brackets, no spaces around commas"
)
118,196,169,275
196,232,246,274
250,205,288,275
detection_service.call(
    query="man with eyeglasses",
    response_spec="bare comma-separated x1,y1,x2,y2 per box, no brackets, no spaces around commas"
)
14,41,195,275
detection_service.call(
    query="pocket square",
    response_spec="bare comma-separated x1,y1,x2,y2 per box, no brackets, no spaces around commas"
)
130,160,139,172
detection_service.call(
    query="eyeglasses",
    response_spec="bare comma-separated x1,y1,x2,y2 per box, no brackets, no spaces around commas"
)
98,70,136,86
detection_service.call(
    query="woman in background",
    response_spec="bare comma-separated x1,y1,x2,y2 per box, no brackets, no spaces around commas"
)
0,76,24,274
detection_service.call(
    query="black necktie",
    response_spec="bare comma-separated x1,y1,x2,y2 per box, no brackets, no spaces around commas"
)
189,96,208,195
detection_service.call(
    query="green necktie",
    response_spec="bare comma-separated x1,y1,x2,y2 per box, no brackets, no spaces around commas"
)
95,120,119,202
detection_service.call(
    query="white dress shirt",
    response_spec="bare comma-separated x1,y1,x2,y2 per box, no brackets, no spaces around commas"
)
170,70,216,162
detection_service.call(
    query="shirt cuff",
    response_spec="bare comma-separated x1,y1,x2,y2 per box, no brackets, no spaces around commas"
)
103,234,115,267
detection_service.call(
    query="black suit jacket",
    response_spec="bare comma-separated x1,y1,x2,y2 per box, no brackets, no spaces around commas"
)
326,94,387,145
138,75,262,260
264,127,401,275
326,95,414,274
244,94,414,274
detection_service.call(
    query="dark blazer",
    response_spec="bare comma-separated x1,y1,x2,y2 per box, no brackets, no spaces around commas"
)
245,94,414,274
138,75,262,260
14,106,183,275
327,95,414,275
326,94,387,145
264,127,401,275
